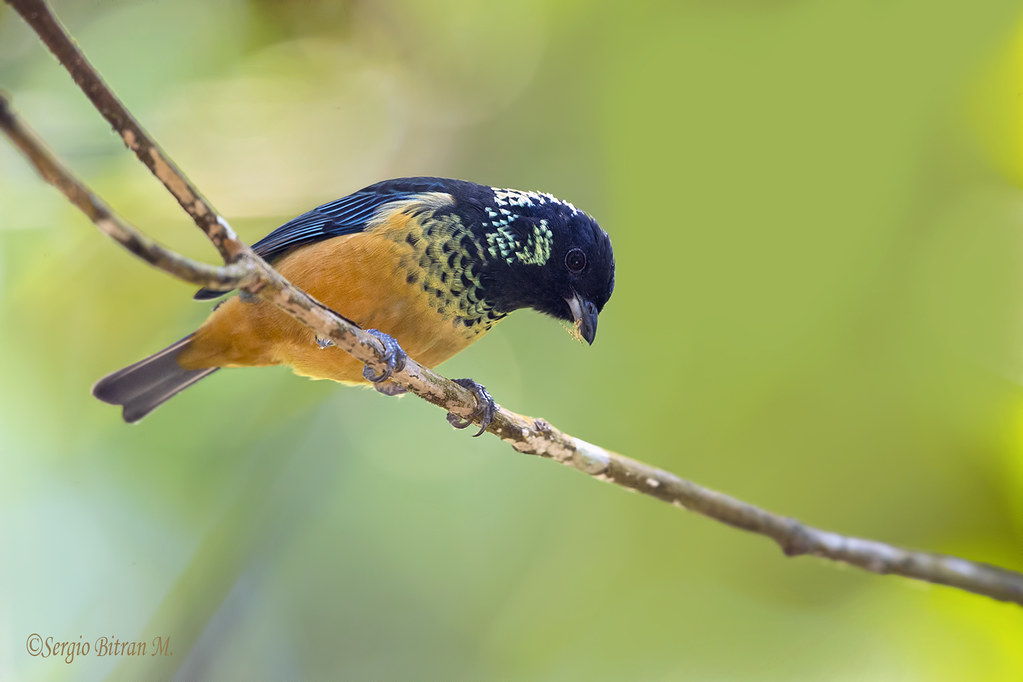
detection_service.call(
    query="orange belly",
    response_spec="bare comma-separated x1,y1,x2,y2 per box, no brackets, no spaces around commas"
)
177,227,488,384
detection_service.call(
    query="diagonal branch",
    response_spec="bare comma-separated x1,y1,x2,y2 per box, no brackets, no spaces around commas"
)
3,0,1022,608
0,97,255,291
5,0,243,262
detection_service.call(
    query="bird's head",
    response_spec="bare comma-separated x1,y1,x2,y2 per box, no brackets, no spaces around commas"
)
472,187,615,344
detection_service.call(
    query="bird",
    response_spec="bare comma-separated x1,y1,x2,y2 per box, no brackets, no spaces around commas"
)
92,176,616,428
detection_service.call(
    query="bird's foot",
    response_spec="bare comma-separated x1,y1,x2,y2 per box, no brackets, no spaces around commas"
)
315,335,334,349
446,378,496,437
362,329,407,383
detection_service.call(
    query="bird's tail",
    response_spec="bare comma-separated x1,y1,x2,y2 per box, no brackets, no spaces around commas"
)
92,334,218,423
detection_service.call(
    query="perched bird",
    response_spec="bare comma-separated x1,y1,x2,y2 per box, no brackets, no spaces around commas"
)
93,177,616,426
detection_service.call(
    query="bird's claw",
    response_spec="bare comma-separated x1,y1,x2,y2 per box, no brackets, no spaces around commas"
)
446,378,496,437
362,329,407,383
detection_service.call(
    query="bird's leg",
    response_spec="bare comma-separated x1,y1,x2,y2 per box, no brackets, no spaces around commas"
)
362,329,407,383
446,378,496,437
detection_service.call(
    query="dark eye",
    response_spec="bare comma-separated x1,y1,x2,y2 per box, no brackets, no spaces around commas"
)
565,248,586,272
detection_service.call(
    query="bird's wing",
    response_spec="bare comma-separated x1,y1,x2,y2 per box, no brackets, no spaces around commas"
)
194,177,461,300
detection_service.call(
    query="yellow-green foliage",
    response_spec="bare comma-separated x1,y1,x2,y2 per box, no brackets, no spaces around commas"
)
1,1,1021,679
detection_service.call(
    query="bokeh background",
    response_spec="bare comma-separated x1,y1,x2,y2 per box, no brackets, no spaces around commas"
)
2,0,1023,679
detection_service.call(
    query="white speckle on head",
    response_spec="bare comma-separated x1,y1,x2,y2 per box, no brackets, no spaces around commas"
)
484,219,553,267
493,187,580,214
485,225,519,262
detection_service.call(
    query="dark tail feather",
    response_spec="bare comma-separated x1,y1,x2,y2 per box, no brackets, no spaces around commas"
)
92,334,219,423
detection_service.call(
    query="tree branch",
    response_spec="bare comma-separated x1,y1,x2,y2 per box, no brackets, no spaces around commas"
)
3,0,1022,608
0,98,254,291
5,0,243,262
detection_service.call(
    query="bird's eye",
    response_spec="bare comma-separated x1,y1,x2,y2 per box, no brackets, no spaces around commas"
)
565,248,586,272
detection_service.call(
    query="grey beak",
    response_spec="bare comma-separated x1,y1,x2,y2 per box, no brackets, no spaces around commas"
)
565,292,599,345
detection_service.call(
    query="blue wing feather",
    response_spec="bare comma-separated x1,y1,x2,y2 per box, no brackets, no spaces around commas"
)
193,177,470,300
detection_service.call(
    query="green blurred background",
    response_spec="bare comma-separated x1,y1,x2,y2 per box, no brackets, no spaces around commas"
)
2,0,1023,679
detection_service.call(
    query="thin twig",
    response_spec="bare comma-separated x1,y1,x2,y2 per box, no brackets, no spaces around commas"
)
0,96,254,291
5,0,243,262
3,0,1022,608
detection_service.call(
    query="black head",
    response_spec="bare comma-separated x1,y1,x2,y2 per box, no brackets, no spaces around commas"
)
455,185,615,344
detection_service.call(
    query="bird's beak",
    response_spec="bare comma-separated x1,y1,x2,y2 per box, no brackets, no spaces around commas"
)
565,292,599,345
